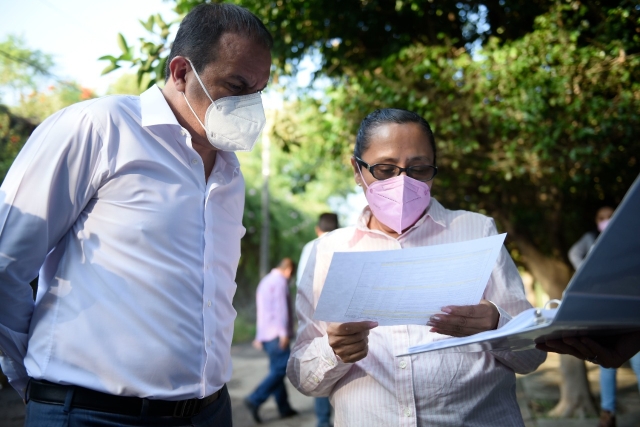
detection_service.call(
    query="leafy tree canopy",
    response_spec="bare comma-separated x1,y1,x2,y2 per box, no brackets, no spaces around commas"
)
0,35,55,102
108,0,640,295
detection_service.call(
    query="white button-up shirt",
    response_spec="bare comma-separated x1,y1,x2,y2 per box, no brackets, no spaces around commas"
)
287,200,546,426
0,85,245,400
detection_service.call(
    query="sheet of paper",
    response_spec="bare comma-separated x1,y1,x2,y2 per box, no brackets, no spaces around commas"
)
313,233,506,326
398,307,557,356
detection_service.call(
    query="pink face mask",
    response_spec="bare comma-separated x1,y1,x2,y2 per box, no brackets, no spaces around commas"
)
359,167,431,234
597,218,610,232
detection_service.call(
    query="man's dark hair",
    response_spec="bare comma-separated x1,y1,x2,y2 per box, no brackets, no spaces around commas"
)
354,108,436,166
318,213,339,233
165,3,273,81
277,257,295,274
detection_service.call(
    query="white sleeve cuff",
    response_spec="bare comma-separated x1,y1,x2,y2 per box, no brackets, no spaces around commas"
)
488,300,512,329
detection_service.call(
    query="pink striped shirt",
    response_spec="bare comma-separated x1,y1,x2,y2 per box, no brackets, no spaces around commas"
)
287,199,546,426
255,269,293,342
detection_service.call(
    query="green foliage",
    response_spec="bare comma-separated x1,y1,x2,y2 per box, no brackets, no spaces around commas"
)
0,35,54,102
101,0,558,82
168,0,555,76
108,0,640,280
99,14,177,90
0,37,95,183
106,73,152,96
295,1,640,256
0,105,36,183
232,309,256,343
11,84,96,123
235,132,331,296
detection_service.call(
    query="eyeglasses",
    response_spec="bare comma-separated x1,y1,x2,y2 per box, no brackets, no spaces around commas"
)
355,157,438,182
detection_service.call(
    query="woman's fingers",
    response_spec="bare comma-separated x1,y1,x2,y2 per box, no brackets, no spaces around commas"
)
327,321,378,363
427,301,499,336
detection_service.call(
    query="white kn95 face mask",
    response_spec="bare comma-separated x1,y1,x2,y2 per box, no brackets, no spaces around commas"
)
181,58,266,152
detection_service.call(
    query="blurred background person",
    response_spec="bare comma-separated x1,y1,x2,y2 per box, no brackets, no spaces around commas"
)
244,258,298,424
567,205,640,427
298,213,340,427
568,206,614,270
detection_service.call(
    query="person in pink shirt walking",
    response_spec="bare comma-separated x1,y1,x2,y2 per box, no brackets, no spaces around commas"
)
245,258,298,423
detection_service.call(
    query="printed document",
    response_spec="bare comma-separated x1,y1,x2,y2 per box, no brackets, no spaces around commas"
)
398,307,558,356
313,233,506,326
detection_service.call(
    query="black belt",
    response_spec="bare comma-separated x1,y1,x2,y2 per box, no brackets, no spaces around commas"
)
26,379,224,418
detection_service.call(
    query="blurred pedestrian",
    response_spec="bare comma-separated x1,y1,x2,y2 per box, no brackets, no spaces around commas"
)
245,258,298,424
568,206,614,269
297,213,340,427
567,206,640,427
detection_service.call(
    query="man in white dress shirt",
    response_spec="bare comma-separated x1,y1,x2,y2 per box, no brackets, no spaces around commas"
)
0,4,271,426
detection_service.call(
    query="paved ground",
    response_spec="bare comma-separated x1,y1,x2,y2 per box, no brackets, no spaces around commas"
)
2,346,639,427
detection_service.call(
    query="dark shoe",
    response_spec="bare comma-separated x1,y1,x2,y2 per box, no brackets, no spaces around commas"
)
598,410,616,427
243,398,262,424
280,408,299,419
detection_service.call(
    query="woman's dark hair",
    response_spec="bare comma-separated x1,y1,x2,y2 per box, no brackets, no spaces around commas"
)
165,3,273,81
354,108,436,166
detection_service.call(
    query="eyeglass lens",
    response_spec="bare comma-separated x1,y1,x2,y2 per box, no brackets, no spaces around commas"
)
372,164,435,181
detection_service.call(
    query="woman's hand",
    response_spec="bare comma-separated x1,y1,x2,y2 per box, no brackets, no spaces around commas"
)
327,321,378,363
427,300,499,337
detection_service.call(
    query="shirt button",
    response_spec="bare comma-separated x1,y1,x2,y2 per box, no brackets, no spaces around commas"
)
404,408,412,417
191,159,198,165
399,359,407,369
313,376,319,383
207,300,212,307
181,129,187,136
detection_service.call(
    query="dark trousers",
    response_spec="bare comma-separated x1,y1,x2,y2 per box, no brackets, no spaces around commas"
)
247,338,293,415
24,385,232,427
315,396,332,427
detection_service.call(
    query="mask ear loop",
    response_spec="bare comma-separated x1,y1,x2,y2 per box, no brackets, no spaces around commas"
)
355,159,369,190
185,58,214,104
181,58,215,134
181,91,208,133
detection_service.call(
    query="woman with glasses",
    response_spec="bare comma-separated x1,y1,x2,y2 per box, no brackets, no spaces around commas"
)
287,108,546,426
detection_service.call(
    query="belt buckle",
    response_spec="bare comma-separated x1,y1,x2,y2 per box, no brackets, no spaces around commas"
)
173,399,198,417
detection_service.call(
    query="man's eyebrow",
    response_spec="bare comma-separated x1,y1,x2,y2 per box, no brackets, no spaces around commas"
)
230,75,249,86
231,74,267,91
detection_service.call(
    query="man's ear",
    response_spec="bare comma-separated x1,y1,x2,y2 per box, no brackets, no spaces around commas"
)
168,56,190,92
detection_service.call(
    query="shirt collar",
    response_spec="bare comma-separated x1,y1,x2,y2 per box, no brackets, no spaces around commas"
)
355,197,448,235
212,150,241,182
424,198,448,228
139,85,241,181
140,84,181,128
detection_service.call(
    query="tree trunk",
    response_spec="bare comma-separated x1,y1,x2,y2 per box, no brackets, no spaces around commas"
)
500,224,599,418
508,235,570,300
548,355,598,418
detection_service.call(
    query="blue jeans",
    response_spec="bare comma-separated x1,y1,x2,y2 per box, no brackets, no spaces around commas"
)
600,351,640,413
24,385,232,426
247,338,293,415
315,397,332,427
